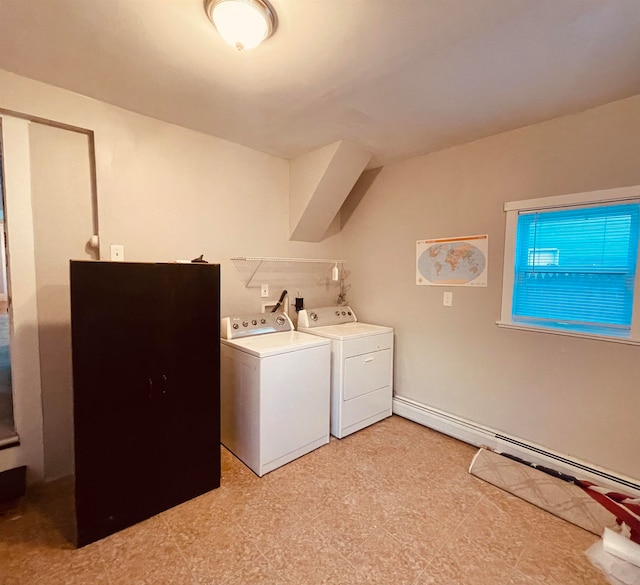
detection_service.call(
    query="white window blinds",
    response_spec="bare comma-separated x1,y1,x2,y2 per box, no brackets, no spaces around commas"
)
512,202,640,337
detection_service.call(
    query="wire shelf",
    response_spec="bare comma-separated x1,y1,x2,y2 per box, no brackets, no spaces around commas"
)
231,256,344,288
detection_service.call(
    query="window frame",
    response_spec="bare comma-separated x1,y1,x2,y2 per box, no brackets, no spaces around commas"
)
497,185,640,345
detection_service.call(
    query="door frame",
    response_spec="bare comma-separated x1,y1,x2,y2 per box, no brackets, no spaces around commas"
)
0,115,45,481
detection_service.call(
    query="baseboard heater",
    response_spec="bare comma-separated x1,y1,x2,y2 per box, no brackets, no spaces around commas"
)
393,395,640,497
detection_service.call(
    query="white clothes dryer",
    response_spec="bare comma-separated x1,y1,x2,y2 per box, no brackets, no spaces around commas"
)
297,306,393,439
220,312,330,476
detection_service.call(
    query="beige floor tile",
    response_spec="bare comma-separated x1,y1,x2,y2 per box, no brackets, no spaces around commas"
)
232,486,305,553
417,474,485,521
0,541,109,585
0,499,78,580
346,530,429,585
506,569,547,584
263,473,342,521
0,416,611,585
163,480,272,542
264,525,369,585
452,494,529,567
517,531,606,585
162,481,269,582
383,504,456,564
291,437,378,480
100,514,197,584
309,487,392,557
181,529,267,585
437,435,478,460
220,447,262,488
417,531,517,585
0,508,52,555
222,553,287,585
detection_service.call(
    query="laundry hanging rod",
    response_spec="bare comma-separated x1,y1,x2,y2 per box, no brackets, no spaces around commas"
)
230,256,345,288
231,256,345,263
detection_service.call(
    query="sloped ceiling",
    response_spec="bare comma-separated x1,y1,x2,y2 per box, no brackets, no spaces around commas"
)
289,141,371,242
0,0,639,169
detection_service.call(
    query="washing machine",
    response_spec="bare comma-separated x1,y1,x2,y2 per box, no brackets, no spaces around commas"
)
220,311,330,476
297,306,393,439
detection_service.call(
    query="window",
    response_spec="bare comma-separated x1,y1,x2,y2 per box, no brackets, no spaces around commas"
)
527,248,559,267
499,186,640,344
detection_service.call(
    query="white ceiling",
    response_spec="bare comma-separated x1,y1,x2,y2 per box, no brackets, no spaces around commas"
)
1,0,639,168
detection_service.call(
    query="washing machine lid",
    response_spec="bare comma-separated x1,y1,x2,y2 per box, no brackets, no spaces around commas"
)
221,330,330,358
298,321,393,340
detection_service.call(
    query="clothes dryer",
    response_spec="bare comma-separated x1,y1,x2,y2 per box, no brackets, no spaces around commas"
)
297,306,393,438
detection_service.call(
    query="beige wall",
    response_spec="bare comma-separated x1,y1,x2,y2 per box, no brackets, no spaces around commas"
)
0,70,343,480
29,123,95,481
2,66,638,483
340,96,640,480
0,70,344,313
0,116,45,481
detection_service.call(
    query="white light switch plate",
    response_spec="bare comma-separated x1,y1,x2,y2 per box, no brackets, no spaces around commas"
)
261,284,269,298
110,244,124,262
443,292,453,306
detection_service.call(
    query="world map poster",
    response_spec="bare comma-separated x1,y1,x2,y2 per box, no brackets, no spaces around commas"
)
416,234,488,286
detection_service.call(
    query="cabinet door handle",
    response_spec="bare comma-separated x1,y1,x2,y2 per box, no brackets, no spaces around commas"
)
364,357,374,363
162,374,168,395
147,378,153,399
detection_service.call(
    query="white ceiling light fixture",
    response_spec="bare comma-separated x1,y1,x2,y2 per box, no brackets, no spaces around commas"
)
205,0,276,51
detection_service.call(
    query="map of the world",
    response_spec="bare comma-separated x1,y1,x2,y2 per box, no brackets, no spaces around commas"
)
416,235,488,286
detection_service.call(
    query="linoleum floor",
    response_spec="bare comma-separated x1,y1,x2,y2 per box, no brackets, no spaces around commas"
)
0,416,607,584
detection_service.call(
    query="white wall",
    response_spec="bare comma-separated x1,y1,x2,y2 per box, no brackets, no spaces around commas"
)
340,96,640,480
0,70,344,481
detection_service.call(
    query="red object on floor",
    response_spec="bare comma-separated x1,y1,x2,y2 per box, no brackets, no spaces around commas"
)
578,480,640,544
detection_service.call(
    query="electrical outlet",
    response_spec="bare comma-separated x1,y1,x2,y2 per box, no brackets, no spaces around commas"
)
443,291,453,306
110,244,124,262
260,284,269,298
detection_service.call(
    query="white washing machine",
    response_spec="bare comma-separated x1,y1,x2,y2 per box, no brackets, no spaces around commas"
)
220,312,330,476
297,306,393,439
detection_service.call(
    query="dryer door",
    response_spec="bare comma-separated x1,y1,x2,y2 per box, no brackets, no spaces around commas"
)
343,348,392,400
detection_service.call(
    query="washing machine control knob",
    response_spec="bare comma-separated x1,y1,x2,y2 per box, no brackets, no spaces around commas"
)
310,312,318,321
335,311,340,316
341,311,346,316
260,318,266,324
251,320,257,326
347,311,352,316
275,315,286,326
242,321,248,327
232,323,239,329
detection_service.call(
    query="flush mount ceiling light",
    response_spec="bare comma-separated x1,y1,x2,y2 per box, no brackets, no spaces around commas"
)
205,0,276,51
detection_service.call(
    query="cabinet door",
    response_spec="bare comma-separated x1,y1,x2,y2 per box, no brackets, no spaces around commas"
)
155,263,220,509
71,261,162,546
71,261,221,546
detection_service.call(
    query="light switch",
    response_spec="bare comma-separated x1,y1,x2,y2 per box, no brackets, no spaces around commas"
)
261,284,269,298
110,244,124,262
443,291,453,306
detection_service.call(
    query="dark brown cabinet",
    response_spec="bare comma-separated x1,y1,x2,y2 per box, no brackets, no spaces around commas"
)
70,261,220,546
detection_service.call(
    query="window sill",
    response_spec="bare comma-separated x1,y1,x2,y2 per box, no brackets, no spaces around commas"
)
495,321,640,346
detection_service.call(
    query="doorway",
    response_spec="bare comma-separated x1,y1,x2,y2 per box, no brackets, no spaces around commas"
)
0,127,16,444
